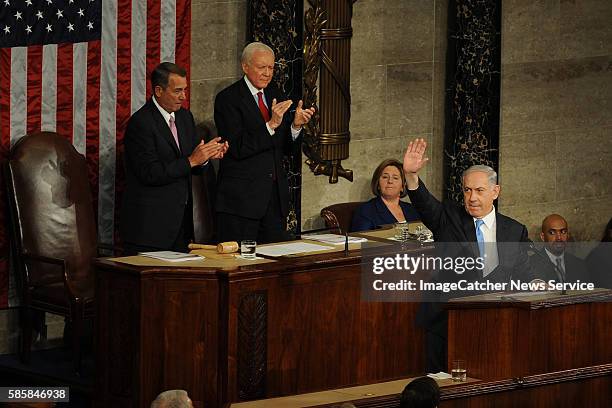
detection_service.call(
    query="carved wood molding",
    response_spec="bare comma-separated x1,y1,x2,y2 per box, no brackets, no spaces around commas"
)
527,289,612,309
237,291,268,400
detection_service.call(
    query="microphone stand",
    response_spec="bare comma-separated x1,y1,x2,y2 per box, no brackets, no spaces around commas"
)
527,239,567,295
344,230,349,256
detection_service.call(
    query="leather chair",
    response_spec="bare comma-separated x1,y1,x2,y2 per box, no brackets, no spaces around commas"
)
191,122,218,244
4,132,97,374
191,164,217,244
320,202,362,234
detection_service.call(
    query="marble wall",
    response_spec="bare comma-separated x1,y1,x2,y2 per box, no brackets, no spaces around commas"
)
190,0,248,130
301,0,449,229
499,0,612,241
187,0,449,230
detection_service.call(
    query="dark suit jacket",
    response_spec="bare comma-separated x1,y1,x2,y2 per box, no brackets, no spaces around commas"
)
214,78,295,219
586,243,612,288
120,99,202,249
408,180,533,338
406,179,532,284
530,251,589,283
350,196,420,232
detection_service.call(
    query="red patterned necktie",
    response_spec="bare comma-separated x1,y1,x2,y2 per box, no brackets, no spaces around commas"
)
257,91,270,122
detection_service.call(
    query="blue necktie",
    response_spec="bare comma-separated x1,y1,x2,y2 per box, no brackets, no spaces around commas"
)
475,219,485,259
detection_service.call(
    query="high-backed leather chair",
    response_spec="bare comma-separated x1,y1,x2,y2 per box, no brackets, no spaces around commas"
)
4,132,96,374
191,164,217,244
320,202,362,234
191,122,218,244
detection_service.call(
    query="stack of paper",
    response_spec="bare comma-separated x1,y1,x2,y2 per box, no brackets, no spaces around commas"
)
303,234,367,245
256,242,334,257
138,251,204,262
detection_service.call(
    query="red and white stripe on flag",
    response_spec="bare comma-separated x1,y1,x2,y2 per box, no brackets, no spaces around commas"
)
0,0,191,308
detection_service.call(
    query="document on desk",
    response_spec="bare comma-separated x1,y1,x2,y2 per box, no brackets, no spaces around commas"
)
138,251,205,262
257,242,334,257
302,233,368,245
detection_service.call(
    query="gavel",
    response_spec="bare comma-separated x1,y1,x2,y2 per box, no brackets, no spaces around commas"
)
188,241,239,254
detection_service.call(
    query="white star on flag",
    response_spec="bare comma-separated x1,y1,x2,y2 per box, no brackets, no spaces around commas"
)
87,21,93,30
3,25,10,34
36,10,43,19
25,0,32,5
46,0,52,4
78,8,84,17
67,22,74,32
25,25,32,34
45,23,52,32
14,11,22,20
3,0,10,7
56,9,63,18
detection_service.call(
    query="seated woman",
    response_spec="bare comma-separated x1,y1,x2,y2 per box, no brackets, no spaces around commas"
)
350,158,420,232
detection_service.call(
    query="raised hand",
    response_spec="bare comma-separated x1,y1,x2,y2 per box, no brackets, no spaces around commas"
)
292,100,315,128
268,98,293,130
402,138,429,175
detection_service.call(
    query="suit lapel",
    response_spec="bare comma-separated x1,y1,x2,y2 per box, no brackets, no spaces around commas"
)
174,111,192,155
495,213,507,265
148,100,181,156
239,80,267,125
264,88,278,114
462,213,480,258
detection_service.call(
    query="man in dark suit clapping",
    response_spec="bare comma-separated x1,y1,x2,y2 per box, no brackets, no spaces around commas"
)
121,62,228,255
214,42,315,244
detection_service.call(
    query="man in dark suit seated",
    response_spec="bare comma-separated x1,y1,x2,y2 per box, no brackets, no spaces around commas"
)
121,62,228,255
531,214,589,283
214,42,315,243
402,138,533,372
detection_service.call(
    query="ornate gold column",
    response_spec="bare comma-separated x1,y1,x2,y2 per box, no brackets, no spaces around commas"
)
303,0,355,183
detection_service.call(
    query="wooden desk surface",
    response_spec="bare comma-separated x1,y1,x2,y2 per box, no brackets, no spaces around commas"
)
229,376,478,408
94,239,430,408
447,288,612,309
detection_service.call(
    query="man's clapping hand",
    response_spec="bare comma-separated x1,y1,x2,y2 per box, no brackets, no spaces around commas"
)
188,137,228,167
268,98,293,130
292,100,315,129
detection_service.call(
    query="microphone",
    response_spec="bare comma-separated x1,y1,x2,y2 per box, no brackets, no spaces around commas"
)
526,238,567,295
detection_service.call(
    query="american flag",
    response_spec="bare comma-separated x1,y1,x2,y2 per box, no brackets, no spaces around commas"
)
0,0,191,307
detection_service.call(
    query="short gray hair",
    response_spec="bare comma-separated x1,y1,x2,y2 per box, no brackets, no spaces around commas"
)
241,42,274,64
462,165,498,186
151,390,192,408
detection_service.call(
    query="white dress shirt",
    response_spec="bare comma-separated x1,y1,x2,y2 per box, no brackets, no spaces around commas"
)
152,95,208,166
243,76,301,140
473,207,499,277
152,95,175,128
